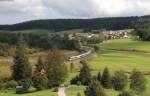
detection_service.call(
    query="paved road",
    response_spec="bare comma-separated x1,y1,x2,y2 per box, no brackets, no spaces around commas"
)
58,87,66,96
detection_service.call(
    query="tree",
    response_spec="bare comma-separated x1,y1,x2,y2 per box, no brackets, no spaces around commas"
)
33,57,48,90
85,80,106,96
118,91,134,96
79,60,91,85
77,92,81,96
97,72,101,82
101,67,111,88
130,69,147,94
70,63,74,73
112,71,128,91
45,51,68,88
12,36,32,81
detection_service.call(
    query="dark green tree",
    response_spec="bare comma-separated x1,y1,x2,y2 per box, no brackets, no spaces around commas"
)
45,51,68,88
97,72,101,82
101,67,111,89
33,57,48,90
79,60,91,85
77,92,81,96
85,80,106,96
70,63,74,73
12,36,32,81
112,71,128,91
130,69,147,94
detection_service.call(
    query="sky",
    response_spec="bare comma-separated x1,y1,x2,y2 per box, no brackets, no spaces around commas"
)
0,0,150,24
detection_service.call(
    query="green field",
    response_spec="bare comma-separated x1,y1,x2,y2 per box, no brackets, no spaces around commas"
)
0,89,56,96
101,38,150,52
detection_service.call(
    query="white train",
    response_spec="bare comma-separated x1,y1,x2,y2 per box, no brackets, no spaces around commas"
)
68,50,92,61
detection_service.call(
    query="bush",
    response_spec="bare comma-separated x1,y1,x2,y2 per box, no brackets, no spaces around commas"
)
33,75,48,91
130,69,147,94
77,81,81,86
70,76,80,84
18,79,32,93
85,80,106,96
77,92,81,96
118,91,135,96
0,77,12,90
4,80,18,89
112,71,128,91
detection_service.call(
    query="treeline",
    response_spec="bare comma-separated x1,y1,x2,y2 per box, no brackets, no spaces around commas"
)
0,32,81,50
1,15,150,31
0,31,103,52
134,19,150,41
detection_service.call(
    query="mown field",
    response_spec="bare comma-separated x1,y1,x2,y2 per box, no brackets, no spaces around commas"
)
101,38,150,52
0,89,56,96
0,38,150,96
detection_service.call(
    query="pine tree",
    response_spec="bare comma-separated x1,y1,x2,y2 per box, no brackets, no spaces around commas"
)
130,69,147,94
12,36,32,81
70,63,74,73
101,67,111,88
97,72,101,82
79,60,91,85
33,57,48,90
45,51,68,88
85,80,106,96
112,71,128,91
77,92,81,96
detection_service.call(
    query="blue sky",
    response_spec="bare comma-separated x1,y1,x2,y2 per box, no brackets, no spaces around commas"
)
0,0,150,24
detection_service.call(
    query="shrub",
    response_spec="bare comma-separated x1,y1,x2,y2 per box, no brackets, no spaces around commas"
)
18,79,32,93
118,91,135,96
130,69,147,94
112,71,128,91
70,76,80,84
77,92,81,96
4,80,18,89
85,80,106,96
33,75,48,91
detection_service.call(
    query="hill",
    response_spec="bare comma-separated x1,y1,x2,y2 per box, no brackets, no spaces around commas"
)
0,15,150,32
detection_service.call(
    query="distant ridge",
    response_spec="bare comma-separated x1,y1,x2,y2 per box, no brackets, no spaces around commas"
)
0,15,150,31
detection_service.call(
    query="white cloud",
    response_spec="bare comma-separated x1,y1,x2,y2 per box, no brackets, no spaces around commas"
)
0,0,150,24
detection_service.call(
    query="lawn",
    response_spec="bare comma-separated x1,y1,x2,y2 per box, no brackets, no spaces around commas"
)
0,90,56,96
101,38,150,52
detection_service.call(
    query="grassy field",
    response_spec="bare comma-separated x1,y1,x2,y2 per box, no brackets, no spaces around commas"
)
101,38,150,52
0,89,56,96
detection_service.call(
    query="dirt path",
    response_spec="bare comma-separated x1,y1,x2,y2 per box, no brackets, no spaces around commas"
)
58,87,66,96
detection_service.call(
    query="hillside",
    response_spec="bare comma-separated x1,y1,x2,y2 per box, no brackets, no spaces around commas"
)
0,15,150,32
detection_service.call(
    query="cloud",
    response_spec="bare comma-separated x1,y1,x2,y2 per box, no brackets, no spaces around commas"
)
0,0,150,24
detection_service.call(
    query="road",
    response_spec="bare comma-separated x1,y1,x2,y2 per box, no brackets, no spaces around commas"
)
58,87,66,96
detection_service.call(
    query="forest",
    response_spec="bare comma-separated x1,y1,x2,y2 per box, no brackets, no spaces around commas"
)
0,15,150,31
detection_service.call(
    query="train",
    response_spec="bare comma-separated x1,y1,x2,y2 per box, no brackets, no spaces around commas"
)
68,50,92,61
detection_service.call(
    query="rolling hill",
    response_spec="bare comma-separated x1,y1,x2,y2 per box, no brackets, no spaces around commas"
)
0,15,150,32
